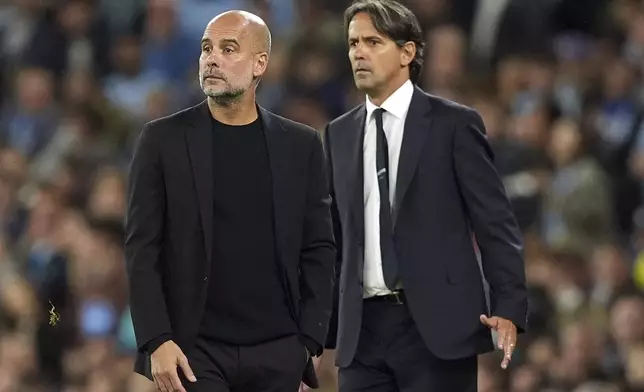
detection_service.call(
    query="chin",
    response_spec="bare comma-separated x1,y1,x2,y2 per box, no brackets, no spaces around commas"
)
354,79,374,91
203,87,225,97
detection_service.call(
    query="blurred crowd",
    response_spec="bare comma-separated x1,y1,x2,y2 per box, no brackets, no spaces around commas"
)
1,0,644,391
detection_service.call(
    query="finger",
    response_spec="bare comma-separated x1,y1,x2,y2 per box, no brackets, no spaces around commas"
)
504,341,515,361
505,331,516,358
501,331,514,370
494,323,505,350
499,327,509,350
152,374,164,392
152,373,166,392
171,372,188,392
178,355,197,382
501,345,511,369
156,373,172,392
480,314,497,329
500,352,510,370
499,323,516,349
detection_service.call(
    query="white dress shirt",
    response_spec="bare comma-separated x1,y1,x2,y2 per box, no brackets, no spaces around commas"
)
362,79,414,298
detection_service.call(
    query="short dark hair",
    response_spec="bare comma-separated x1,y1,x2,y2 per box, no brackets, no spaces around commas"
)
344,0,426,84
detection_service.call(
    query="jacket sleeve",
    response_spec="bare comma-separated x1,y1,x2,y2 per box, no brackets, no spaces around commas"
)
322,125,343,350
125,123,174,352
453,109,528,333
298,129,337,355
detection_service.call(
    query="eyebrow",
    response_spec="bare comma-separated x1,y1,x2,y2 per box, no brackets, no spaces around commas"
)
219,38,240,47
348,35,382,42
201,37,240,46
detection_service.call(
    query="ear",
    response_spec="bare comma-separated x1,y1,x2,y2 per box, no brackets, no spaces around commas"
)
400,41,416,67
253,53,269,78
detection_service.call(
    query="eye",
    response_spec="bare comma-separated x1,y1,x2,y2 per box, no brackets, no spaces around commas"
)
201,45,211,53
367,39,378,46
223,47,235,54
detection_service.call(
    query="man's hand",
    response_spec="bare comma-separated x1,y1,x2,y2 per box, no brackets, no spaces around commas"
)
151,340,196,392
480,314,517,370
298,355,323,392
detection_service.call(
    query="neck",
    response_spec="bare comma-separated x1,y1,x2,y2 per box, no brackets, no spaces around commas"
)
367,75,410,106
207,92,258,125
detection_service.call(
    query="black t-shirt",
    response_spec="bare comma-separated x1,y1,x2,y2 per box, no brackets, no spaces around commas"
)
199,115,298,345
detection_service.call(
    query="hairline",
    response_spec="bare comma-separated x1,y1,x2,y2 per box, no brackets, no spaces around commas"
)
343,0,425,84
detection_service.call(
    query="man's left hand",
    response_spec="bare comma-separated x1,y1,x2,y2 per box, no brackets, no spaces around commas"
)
480,314,517,370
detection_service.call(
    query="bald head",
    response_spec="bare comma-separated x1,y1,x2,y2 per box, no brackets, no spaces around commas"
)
206,10,271,56
199,10,272,103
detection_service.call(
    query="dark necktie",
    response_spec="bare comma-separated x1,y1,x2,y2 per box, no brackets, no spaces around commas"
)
374,108,399,289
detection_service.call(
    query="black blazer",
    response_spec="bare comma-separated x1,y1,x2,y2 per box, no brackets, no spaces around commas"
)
124,100,336,387
323,86,528,367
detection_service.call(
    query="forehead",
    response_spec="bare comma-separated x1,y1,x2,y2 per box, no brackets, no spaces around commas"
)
347,12,381,38
202,16,250,43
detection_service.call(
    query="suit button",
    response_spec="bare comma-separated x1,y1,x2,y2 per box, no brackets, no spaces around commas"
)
203,276,208,282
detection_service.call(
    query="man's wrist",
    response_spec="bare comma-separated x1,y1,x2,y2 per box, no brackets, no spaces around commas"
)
145,333,173,354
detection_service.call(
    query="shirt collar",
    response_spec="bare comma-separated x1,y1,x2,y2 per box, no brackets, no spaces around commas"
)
365,79,414,121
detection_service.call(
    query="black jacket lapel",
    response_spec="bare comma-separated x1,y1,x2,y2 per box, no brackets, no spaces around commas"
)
258,106,291,271
185,100,214,268
258,106,301,319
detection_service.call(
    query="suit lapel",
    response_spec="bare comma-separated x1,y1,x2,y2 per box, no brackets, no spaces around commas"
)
393,87,432,226
183,103,291,272
185,100,214,268
258,106,289,270
348,107,366,242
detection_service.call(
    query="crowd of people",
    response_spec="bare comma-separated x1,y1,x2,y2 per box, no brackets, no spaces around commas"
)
0,0,643,391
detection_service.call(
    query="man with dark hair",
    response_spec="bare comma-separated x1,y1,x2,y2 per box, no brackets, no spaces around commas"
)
125,10,336,392
323,0,528,391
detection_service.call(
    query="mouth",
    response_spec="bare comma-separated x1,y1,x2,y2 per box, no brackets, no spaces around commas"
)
204,74,225,81
355,68,371,74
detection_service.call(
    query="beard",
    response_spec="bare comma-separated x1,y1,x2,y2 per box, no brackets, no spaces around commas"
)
200,81,244,97
199,72,247,105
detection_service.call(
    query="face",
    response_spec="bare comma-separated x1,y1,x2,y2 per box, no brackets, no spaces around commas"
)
347,12,415,95
111,36,141,76
199,15,268,101
548,119,581,166
59,1,92,36
610,297,644,344
17,68,53,111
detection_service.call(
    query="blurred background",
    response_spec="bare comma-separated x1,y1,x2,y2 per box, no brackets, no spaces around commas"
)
1,0,644,391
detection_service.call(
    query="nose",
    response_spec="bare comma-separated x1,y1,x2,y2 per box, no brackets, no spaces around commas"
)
204,51,220,68
351,43,365,61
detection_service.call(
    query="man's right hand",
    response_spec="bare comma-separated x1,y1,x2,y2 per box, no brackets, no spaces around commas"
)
151,340,196,392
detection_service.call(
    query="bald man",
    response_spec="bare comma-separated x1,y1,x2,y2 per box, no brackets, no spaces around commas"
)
125,11,336,392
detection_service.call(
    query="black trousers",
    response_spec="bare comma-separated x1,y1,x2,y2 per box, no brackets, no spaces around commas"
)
180,334,308,392
339,295,477,392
